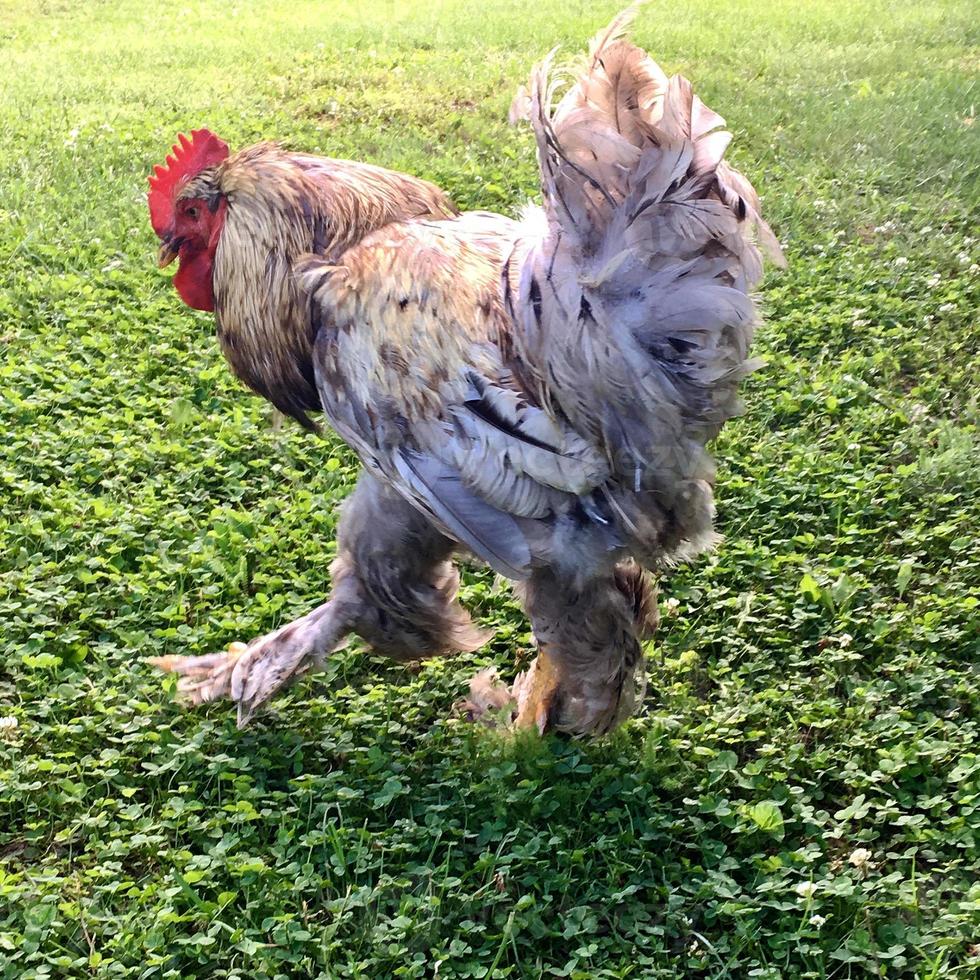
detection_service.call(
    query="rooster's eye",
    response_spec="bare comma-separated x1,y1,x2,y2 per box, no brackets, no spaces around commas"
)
186,206,199,219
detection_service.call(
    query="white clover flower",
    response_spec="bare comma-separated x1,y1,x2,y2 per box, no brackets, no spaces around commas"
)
957,252,971,264
847,442,861,451
665,597,681,616
0,716,19,741
848,847,873,868
795,881,818,899
926,273,941,288
809,914,827,928
970,263,979,275
893,256,908,267
922,226,934,234
852,318,869,327
839,633,853,648
938,303,957,314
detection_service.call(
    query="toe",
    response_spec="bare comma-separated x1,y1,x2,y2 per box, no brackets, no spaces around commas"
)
147,652,229,678
229,630,314,725
455,668,515,726
147,642,249,707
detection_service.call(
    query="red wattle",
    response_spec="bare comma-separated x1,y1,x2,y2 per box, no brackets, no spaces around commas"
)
172,199,226,312
173,249,216,311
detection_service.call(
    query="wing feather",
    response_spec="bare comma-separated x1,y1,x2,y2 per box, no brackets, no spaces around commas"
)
393,450,531,579
297,214,609,578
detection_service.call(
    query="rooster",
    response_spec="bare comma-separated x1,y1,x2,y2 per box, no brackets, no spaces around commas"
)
148,9,782,736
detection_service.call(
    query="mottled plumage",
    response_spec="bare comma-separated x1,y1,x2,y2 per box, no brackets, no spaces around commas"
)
150,10,782,736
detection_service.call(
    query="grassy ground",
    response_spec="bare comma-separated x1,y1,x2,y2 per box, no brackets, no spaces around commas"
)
1,0,978,976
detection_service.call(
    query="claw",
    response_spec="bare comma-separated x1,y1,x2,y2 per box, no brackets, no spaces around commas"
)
455,668,515,726
147,598,352,727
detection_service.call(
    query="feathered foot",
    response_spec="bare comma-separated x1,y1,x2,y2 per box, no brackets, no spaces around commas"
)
456,654,564,735
459,646,639,737
148,597,354,728
147,642,249,707
510,646,643,736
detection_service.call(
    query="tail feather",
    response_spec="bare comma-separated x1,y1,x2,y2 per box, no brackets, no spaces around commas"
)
509,9,783,563
569,40,666,150
584,3,641,62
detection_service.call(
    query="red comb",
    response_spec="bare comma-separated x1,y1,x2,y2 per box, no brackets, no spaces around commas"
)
147,128,230,236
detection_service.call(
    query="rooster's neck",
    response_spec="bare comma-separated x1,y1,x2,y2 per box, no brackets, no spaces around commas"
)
207,147,458,430
212,196,324,430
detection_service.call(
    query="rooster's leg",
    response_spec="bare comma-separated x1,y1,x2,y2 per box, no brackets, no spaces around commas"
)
510,563,655,736
150,472,487,726
149,585,362,728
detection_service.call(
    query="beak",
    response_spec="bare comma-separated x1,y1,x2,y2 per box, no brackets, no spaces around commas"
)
157,237,181,268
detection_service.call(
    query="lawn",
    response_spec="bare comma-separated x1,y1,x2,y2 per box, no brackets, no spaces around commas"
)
1,0,978,976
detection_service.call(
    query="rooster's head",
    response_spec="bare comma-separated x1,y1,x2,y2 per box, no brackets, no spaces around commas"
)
148,129,230,311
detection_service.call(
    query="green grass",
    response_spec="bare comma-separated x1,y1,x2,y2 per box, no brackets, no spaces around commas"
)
1,0,979,976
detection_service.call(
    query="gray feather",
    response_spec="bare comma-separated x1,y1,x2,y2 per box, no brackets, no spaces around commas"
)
393,450,532,580
507,12,784,562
